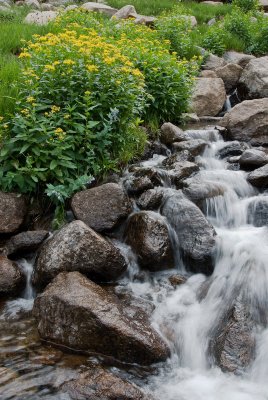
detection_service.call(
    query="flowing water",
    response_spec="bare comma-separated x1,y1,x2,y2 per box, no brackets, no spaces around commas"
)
1,128,268,399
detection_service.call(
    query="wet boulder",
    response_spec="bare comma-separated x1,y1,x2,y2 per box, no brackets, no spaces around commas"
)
239,149,268,169
160,122,190,146
248,198,268,227
247,164,268,188
124,175,154,195
137,189,164,210
162,150,194,166
216,141,249,159
71,183,132,232
162,192,216,274
0,255,25,297
33,220,127,287
172,139,208,157
125,211,174,271
63,367,154,400
238,56,268,100
5,230,49,257
169,162,199,189
212,301,255,374
191,77,226,117
220,99,268,146
0,192,27,234
215,63,243,93
183,179,226,205
33,271,170,365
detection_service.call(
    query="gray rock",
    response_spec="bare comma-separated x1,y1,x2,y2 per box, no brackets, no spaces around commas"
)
223,51,255,69
220,99,268,146
215,63,243,93
25,0,40,9
0,192,27,234
33,220,127,287
247,164,268,188
238,56,268,100
191,77,226,117
137,189,164,210
0,255,25,297
24,11,58,25
203,54,227,70
169,161,200,188
183,179,226,204
33,271,170,364
125,211,174,271
212,301,255,373
162,151,194,167
217,141,249,159
63,367,154,400
160,122,190,145
172,139,208,156
82,2,117,16
71,183,132,232
200,70,218,78
162,192,216,274
5,230,49,257
112,4,137,19
239,149,268,169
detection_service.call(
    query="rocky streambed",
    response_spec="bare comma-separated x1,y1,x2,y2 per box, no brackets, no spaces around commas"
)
1,53,268,399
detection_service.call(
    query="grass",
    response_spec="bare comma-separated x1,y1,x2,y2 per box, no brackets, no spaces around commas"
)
107,0,178,15
0,7,53,115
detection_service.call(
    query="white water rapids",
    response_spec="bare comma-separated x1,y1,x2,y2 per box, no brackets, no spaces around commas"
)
123,130,268,400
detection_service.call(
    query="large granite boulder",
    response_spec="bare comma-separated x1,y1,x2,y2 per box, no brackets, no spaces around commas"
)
239,149,268,169
0,192,27,234
203,54,227,70
33,220,127,287
0,255,25,297
71,183,132,232
125,211,174,271
191,77,226,116
33,272,170,365
238,56,268,100
161,192,216,274
172,139,208,156
220,99,268,146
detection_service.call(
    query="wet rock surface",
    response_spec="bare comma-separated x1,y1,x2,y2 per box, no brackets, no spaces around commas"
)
33,220,127,287
183,178,226,204
137,189,164,210
125,211,174,271
162,192,216,274
33,271,170,365
4,230,49,257
247,164,268,188
0,255,25,297
0,192,27,234
216,141,249,159
71,183,132,232
172,139,208,156
212,301,255,374
248,198,268,226
160,122,190,145
239,149,268,169
63,367,154,400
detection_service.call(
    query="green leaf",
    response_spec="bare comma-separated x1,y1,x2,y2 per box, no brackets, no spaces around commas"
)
50,160,58,170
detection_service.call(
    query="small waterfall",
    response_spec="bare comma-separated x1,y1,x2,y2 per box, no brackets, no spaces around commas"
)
19,258,35,300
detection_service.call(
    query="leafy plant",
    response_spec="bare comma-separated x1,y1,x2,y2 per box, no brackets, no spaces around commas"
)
232,0,259,13
201,25,227,56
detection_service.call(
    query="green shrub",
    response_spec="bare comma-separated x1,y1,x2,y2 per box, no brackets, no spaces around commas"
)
0,28,147,200
201,25,227,56
223,9,254,45
155,14,195,59
248,18,268,55
232,0,259,13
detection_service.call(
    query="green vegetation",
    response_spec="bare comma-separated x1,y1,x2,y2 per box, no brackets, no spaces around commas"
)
0,0,268,215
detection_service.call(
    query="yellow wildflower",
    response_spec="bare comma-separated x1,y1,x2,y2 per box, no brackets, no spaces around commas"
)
44,65,55,72
54,127,64,134
0,116,3,122
84,91,91,96
26,96,35,103
87,65,99,73
3,124,8,129
63,59,75,66
19,52,31,59
21,109,30,115
51,105,61,113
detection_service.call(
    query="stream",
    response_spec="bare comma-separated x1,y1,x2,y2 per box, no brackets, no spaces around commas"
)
1,127,268,399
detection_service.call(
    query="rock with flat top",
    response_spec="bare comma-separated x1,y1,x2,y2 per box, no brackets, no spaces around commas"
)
24,11,58,25
223,51,255,69
191,77,226,116
82,2,117,16
33,271,170,365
